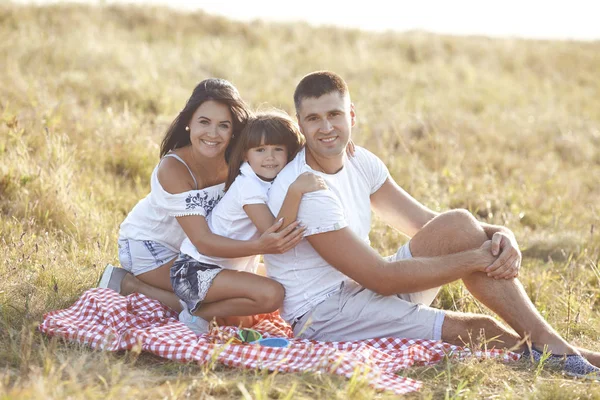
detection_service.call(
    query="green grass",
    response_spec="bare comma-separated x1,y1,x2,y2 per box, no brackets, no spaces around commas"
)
1,2,599,398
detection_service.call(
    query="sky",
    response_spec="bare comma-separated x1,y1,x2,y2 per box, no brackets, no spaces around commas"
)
15,0,600,41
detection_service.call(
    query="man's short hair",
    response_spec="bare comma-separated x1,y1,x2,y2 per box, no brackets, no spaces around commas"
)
293,71,349,112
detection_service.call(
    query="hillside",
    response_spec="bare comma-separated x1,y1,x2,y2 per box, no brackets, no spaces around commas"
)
1,3,599,398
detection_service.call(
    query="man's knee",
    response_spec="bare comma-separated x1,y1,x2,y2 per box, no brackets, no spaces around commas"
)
411,209,487,256
439,209,482,234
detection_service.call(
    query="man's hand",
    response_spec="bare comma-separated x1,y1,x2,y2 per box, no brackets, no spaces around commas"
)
484,232,522,279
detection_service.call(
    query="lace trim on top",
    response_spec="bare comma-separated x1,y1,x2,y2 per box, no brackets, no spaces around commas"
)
196,268,222,303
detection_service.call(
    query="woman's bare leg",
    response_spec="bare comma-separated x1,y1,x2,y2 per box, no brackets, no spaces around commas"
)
120,258,183,312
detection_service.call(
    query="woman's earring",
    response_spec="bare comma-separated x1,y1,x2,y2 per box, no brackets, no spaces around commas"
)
232,134,235,138
185,126,190,132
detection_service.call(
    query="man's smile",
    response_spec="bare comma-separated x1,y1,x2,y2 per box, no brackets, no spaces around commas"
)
319,136,338,143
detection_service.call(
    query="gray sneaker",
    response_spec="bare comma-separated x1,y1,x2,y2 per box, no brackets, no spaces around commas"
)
178,301,209,335
97,264,131,294
528,347,600,379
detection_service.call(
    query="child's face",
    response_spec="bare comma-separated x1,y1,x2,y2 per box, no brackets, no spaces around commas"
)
245,138,288,181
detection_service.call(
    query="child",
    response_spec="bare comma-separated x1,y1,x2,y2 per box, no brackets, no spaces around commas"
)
171,111,327,334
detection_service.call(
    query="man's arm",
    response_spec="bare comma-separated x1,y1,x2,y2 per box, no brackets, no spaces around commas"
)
370,177,438,237
306,227,497,296
371,177,522,280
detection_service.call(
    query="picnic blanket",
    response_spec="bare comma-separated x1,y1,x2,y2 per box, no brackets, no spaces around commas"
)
39,288,520,395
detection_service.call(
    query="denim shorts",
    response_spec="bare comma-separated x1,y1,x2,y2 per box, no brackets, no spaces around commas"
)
170,253,224,313
118,238,178,276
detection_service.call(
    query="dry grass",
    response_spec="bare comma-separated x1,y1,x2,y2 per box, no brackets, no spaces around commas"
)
1,2,599,398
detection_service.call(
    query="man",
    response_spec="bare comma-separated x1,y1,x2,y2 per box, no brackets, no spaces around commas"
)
265,71,600,377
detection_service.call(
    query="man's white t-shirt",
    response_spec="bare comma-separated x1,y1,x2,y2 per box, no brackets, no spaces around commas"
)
180,162,271,272
265,146,389,322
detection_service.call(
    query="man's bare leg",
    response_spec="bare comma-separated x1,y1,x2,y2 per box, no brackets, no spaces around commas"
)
439,310,522,350
409,209,599,365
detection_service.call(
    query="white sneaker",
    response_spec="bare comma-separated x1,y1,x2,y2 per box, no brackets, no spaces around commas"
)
179,301,209,335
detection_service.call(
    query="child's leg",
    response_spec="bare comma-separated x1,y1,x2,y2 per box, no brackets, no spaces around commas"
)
193,270,284,320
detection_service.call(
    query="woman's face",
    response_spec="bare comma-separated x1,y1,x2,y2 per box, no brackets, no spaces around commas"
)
188,100,234,159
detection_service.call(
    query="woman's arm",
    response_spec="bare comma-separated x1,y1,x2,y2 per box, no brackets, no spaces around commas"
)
244,172,328,234
176,214,303,257
159,156,304,257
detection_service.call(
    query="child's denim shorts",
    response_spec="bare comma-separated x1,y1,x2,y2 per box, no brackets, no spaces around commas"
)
118,238,178,276
170,253,223,313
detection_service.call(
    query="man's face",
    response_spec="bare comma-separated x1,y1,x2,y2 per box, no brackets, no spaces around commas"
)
296,91,355,159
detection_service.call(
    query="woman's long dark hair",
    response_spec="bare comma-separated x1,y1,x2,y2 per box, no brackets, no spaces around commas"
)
160,78,251,161
225,110,305,191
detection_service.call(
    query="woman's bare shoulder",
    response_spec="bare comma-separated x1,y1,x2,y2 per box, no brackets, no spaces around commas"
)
157,153,196,194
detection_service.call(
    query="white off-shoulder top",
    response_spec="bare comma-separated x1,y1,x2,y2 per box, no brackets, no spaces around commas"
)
118,153,225,252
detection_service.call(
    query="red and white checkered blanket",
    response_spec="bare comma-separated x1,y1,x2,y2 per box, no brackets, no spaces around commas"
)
39,288,520,395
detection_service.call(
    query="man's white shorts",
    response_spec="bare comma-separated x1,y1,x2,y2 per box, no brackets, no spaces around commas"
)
292,242,446,342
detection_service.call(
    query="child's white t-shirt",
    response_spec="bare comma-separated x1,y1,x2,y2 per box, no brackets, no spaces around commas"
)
180,162,271,272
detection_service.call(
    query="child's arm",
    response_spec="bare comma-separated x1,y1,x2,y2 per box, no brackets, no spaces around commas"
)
244,172,327,234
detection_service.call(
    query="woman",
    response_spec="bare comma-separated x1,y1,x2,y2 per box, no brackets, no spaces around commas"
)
98,78,304,317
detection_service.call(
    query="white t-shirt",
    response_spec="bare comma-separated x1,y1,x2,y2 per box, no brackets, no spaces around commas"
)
265,146,389,321
180,162,271,272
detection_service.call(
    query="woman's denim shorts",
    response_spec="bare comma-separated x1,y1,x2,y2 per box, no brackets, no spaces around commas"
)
118,238,178,276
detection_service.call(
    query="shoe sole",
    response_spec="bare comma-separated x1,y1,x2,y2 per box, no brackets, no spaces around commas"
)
97,264,116,289
564,371,600,380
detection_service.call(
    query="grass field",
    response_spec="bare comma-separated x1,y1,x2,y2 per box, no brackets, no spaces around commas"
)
1,2,599,398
